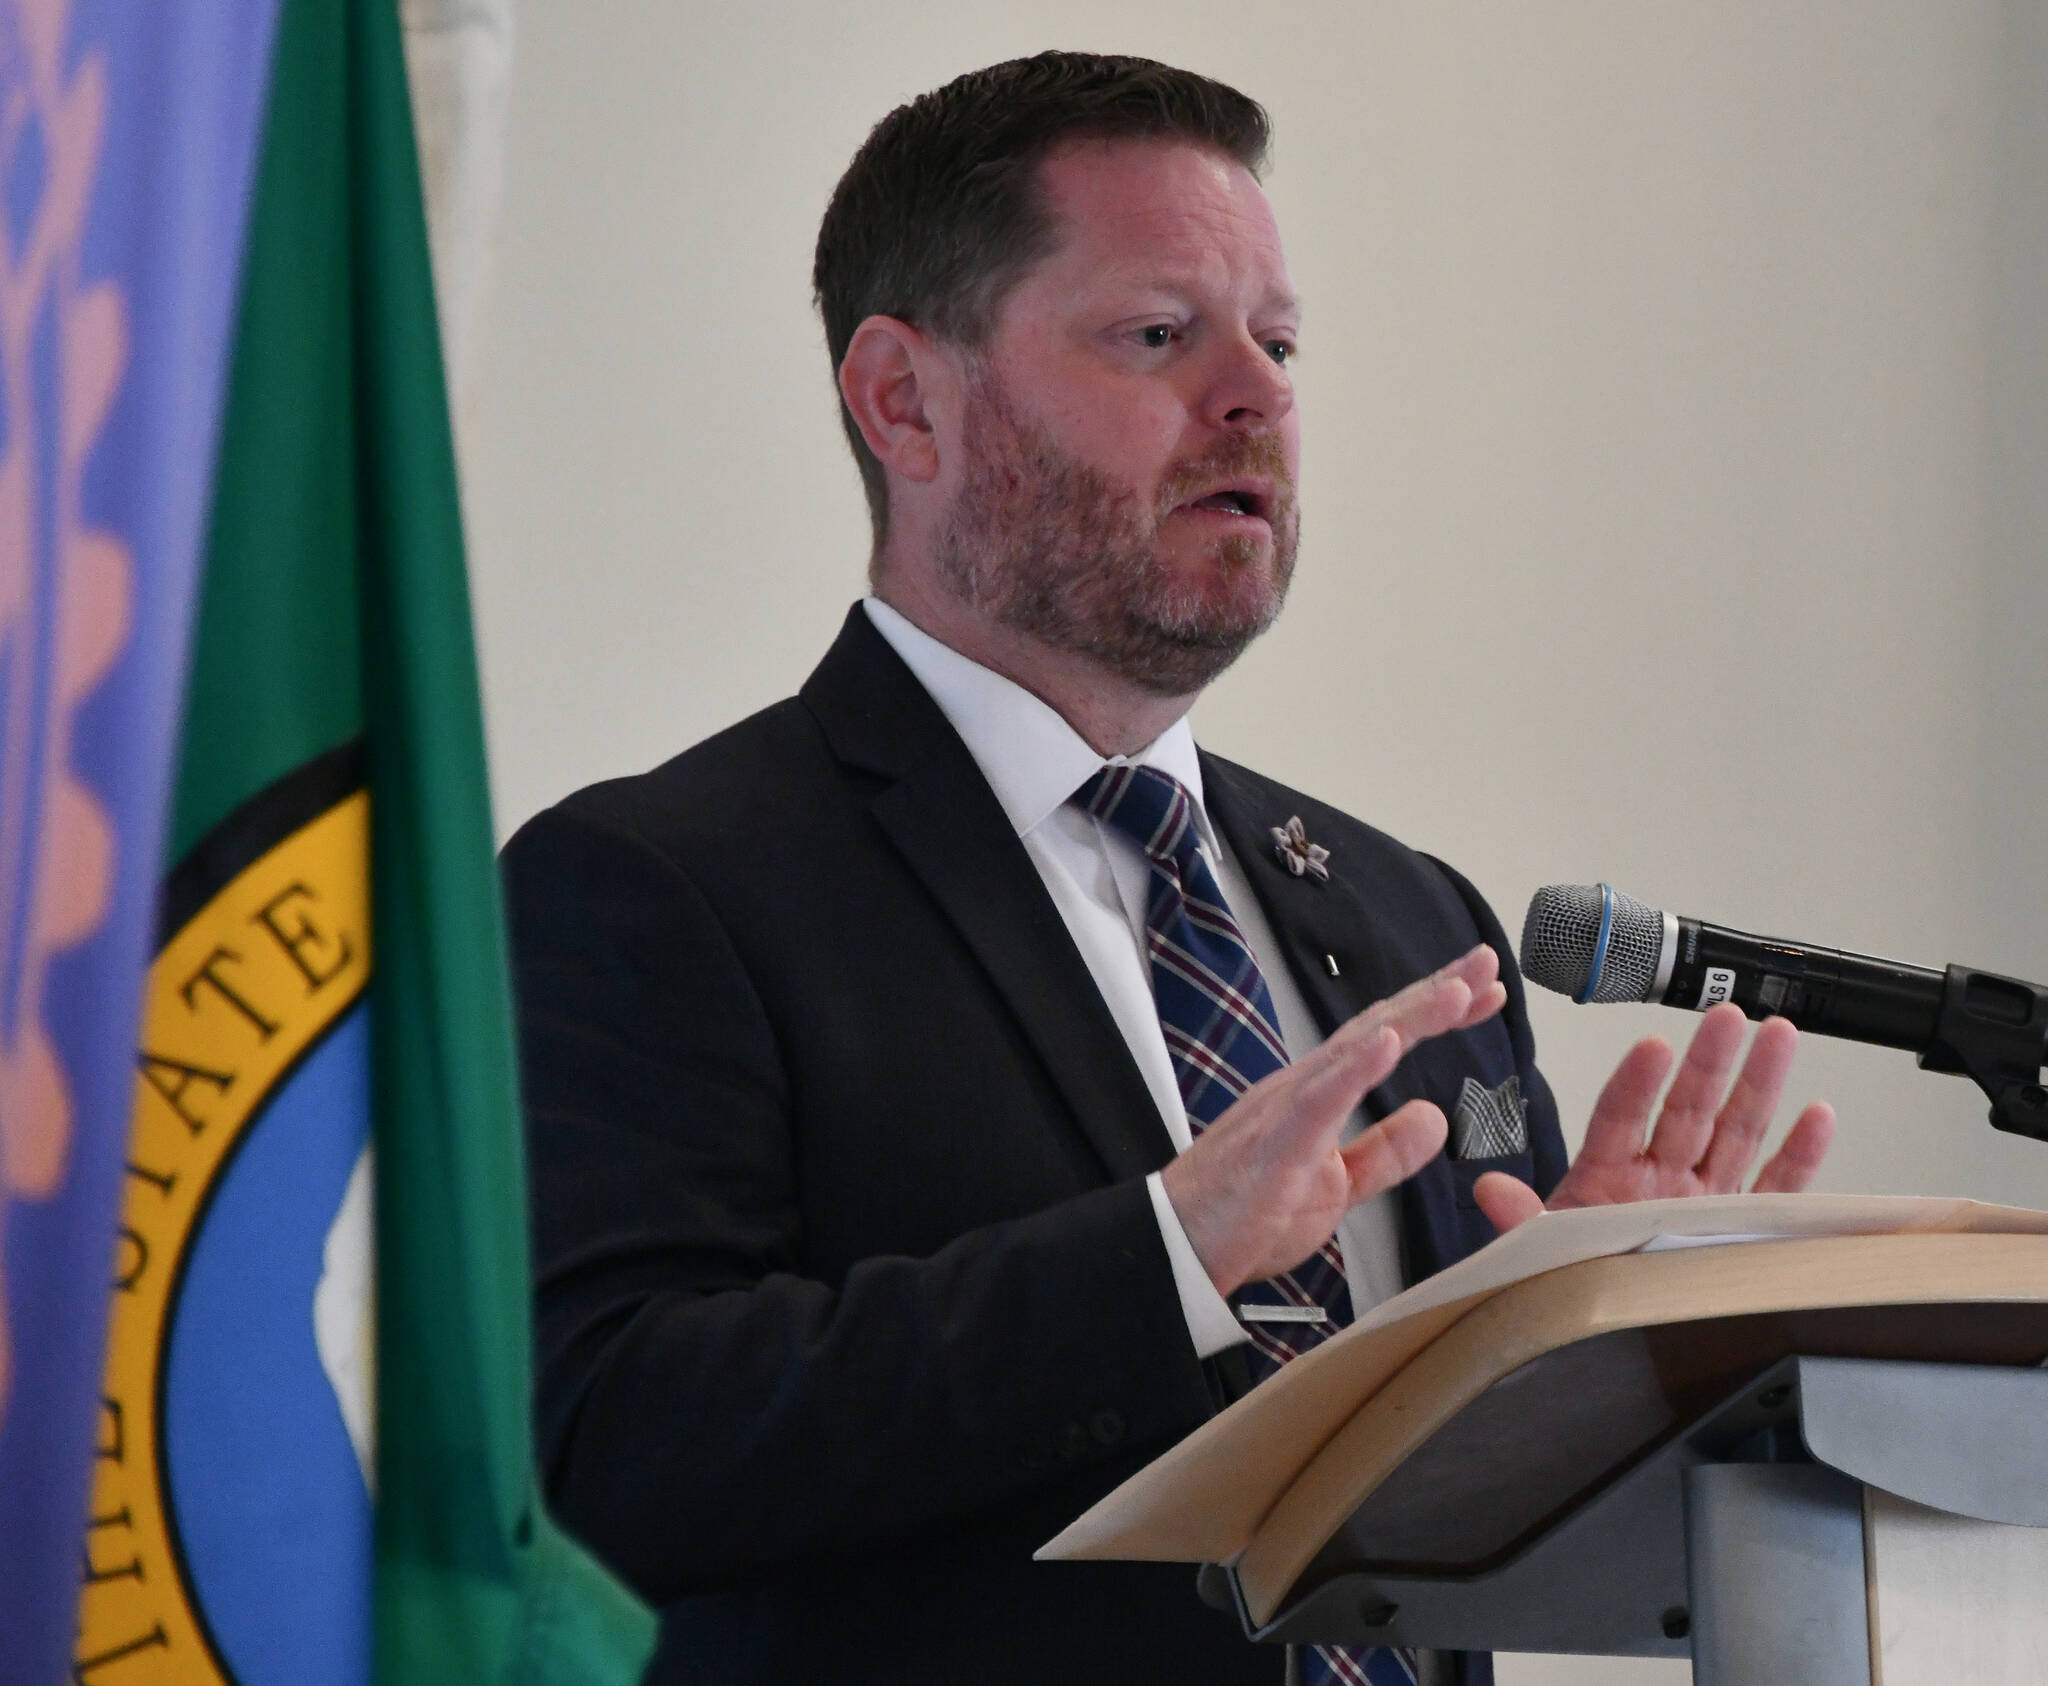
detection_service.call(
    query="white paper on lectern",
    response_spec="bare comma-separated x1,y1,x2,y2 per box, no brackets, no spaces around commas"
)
1341,1191,2048,1342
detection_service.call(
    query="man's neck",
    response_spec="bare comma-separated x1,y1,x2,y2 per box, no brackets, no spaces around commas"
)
874,576,1196,760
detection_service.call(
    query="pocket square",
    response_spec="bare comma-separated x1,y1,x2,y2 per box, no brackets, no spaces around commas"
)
1451,1074,1528,1160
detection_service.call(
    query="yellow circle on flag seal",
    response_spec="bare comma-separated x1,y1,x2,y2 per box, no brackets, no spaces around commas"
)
78,776,372,1685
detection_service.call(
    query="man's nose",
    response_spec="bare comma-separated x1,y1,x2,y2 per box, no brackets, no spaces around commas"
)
1201,331,1295,431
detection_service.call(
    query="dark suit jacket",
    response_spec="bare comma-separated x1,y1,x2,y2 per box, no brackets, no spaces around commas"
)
502,606,1568,1686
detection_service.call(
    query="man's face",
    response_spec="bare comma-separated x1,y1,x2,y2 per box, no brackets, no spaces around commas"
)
932,138,1303,697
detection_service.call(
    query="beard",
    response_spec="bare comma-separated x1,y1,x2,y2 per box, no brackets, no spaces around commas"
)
932,370,1300,697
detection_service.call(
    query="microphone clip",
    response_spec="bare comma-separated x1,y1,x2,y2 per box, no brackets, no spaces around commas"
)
1921,966,2048,1141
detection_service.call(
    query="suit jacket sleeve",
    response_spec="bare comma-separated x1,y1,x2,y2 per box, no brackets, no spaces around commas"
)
504,798,1219,1605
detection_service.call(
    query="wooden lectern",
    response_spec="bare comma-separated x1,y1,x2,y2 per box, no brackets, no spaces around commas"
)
1040,1195,2048,1685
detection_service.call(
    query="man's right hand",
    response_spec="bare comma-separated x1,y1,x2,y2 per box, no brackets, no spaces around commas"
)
1160,945,1506,1296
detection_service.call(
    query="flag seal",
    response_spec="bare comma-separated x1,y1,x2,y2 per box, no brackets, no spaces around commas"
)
80,772,372,1686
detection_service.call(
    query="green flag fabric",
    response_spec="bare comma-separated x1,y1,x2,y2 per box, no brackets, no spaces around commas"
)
80,0,656,1681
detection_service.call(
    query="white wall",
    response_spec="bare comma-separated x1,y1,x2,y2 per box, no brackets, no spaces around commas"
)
464,7,2046,1680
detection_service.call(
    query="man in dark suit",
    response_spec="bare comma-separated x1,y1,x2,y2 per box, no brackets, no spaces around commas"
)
502,53,1834,1686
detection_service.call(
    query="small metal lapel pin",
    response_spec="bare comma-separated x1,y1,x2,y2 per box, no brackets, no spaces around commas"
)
1269,815,1331,883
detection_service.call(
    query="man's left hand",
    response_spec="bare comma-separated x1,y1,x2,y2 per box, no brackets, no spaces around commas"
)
1473,1003,1836,1234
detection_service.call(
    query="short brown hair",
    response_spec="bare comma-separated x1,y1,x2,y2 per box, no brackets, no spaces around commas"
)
813,53,1270,551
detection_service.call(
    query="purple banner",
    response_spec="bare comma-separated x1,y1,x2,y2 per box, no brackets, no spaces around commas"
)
0,2,281,1679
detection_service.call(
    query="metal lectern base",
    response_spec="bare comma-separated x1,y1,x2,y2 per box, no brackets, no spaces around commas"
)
1685,1463,1869,1686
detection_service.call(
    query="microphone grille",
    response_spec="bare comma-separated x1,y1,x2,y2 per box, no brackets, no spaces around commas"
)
1520,883,1668,1004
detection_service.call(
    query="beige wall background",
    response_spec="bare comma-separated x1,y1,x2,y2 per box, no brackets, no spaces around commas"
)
463,6,2046,1680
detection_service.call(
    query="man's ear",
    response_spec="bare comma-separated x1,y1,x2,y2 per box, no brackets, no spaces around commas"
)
838,316,951,486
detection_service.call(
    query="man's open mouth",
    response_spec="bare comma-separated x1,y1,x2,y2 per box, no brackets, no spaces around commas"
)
1184,484,1272,519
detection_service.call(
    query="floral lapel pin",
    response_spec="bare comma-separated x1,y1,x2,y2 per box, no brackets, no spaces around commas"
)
1269,815,1331,882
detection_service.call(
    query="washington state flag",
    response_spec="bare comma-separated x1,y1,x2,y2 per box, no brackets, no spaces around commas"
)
68,0,656,1682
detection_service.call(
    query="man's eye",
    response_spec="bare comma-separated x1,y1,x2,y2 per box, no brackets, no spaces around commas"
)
1263,339,1295,367
1138,324,1174,348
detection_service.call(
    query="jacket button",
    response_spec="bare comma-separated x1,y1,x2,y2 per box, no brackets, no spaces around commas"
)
1059,1420,1092,1463
1021,1436,1055,1473
1090,1409,1126,1447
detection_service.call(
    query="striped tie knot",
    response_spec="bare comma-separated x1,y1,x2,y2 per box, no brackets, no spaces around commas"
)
1076,763,1199,874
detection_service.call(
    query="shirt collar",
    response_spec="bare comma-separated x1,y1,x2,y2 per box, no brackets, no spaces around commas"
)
863,598,1213,846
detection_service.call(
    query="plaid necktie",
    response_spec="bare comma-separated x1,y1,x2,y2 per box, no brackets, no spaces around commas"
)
1075,765,1418,1686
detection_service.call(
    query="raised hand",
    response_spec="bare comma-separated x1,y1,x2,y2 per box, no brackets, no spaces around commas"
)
1162,944,1506,1295
1473,1003,1836,1234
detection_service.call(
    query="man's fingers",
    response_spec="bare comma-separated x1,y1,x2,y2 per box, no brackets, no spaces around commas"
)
1340,1100,1448,1204
1456,980,1508,1031
1643,1005,1749,1173
1451,942,1500,991
1692,1016,1801,1189
1445,944,1501,1016
1576,1035,1676,1168
1294,942,1507,1139
1344,945,1501,1054
1472,1170,1545,1235
1747,1101,1836,1194
1313,975,1465,1084
1255,944,1500,1172
1282,1024,1406,1139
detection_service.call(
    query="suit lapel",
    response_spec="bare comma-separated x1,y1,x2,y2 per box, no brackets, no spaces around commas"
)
802,609,1175,1184
1201,754,1465,1281
1199,755,1401,1039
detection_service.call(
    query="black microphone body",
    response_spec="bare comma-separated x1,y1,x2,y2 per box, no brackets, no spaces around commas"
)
1660,918,1944,1053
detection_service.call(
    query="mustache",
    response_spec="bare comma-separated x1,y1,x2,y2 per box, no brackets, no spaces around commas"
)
1153,432,1296,520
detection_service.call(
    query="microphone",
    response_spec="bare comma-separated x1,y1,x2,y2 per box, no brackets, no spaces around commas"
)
1519,883,1950,1048
1518,883,2048,1140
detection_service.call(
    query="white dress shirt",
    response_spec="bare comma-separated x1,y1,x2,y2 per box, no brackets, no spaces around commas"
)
864,599,1406,1360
